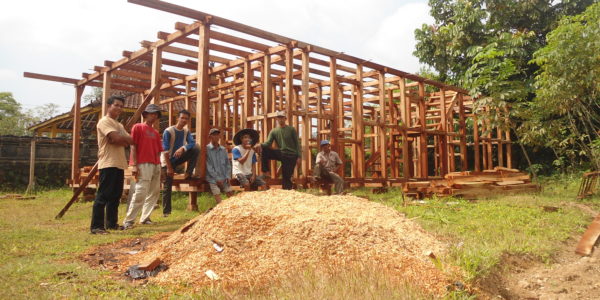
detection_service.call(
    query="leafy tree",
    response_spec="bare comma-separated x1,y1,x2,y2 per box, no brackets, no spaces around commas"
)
0,92,31,136
524,2,600,169
414,0,596,172
0,92,63,136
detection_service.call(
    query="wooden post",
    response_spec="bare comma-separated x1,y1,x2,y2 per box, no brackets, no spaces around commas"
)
150,48,162,131
378,71,388,179
285,46,294,121
184,80,192,131
439,89,449,176
168,102,174,126
300,49,311,181
473,112,481,172
504,106,513,169
195,22,210,180
243,60,253,128
418,82,428,178
25,137,36,194
262,54,272,144
71,85,84,185
329,57,339,164
399,77,411,178
458,94,468,171
355,65,365,182
102,72,111,116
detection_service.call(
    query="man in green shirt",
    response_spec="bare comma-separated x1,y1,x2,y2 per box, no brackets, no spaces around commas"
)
254,111,301,190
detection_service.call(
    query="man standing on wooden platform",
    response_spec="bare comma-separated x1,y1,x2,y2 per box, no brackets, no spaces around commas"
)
122,104,163,229
206,128,233,204
254,111,301,190
161,109,200,217
90,96,133,235
313,140,345,195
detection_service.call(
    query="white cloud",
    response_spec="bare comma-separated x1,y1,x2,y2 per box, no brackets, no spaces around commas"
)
365,2,433,72
0,0,432,113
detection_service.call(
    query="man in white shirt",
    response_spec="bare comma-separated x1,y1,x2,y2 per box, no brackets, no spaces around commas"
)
232,128,266,191
313,140,345,194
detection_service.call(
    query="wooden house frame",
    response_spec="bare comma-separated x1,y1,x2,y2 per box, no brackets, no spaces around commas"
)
25,0,513,196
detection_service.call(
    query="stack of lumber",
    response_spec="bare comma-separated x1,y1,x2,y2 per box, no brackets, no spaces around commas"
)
405,167,539,199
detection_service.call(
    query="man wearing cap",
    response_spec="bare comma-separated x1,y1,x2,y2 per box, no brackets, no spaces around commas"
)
314,140,345,194
90,96,133,234
254,111,301,190
232,128,266,191
161,109,200,217
206,128,233,204
122,104,163,229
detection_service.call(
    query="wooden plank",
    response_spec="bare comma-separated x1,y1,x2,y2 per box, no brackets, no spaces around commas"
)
23,72,78,84
575,214,600,256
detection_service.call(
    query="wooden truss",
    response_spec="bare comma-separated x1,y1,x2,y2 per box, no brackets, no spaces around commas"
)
24,0,513,189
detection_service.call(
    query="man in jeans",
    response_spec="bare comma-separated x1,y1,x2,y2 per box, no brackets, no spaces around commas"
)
90,96,133,234
313,140,345,194
254,111,301,190
122,104,163,229
161,109,200,217
206,128,233,204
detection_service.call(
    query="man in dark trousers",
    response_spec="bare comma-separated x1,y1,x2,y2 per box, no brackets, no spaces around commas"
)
90,96,133,234
254,111,301,190
161,109,200,217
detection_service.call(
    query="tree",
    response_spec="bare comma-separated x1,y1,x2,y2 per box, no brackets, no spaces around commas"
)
0,92,31,136
414,0,596,172
524,2,600,169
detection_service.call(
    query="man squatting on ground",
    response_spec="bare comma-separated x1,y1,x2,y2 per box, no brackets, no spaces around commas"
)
90,96,133,235
313,140,345,194
206,128,233,204
122,104,163,229
161,109,200,217
232,128,266,191
254,111,301,190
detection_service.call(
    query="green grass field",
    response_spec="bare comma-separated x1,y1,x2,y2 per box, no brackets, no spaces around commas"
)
0,175,595,299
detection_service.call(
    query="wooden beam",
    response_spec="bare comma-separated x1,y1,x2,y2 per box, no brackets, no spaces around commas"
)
301,49,311,181
23,72,78,84
196,22,211,179
378,71,387,179
102,72,112,116
71,86,84,185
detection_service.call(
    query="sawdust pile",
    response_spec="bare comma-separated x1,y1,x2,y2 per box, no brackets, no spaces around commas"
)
125,190,450,295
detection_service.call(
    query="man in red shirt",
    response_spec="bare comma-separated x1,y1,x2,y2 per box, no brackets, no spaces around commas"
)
122,104,163,229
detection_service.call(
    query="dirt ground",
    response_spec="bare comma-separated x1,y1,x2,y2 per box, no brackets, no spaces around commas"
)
479,203,600,300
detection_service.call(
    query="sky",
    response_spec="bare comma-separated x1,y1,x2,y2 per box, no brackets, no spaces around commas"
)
0,0,433,114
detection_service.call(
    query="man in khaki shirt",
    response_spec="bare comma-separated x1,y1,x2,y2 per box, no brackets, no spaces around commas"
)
90,96,133,234
313,140,345,194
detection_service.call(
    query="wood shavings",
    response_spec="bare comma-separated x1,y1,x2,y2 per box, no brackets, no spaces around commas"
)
121,190,451,296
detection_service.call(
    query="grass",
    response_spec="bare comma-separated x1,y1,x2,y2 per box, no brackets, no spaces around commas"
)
351,174,594,282
0,175,596,299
